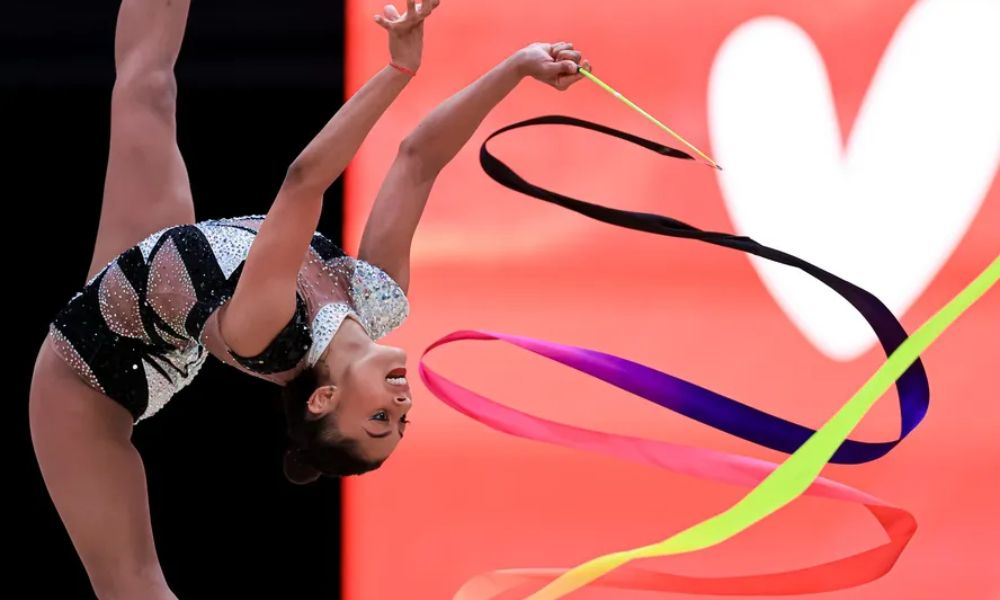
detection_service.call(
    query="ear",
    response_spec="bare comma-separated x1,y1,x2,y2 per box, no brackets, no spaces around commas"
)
306,384,338,419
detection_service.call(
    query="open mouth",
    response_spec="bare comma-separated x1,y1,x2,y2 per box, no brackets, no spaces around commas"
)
385,367,408,386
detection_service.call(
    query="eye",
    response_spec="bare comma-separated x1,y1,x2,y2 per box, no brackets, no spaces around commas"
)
371,410,389,422
400,415,410,425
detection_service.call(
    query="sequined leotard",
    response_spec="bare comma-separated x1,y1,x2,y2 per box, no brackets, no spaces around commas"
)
49,216,409,422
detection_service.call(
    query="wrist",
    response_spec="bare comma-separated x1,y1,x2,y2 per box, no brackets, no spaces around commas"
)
508,48,531,79
389,61,417,77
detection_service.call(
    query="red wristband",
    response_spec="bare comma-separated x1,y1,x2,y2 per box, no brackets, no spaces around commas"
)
389,62,416,77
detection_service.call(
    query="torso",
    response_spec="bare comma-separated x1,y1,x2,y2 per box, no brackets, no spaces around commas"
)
49,216,409,422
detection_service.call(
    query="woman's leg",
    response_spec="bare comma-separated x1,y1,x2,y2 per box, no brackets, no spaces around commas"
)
30,2,200,595
88,0,195,279
30,341,176,599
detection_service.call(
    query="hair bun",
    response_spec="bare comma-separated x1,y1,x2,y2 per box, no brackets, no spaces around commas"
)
283,448,321,485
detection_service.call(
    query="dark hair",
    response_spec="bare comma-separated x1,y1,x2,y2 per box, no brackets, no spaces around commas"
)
281,367,385,484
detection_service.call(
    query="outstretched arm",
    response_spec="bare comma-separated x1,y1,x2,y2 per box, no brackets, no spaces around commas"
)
222,1,439,356
358,42,589,292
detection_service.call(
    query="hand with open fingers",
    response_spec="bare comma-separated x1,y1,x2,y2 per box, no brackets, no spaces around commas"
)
374,0,441,73
515,42,591,90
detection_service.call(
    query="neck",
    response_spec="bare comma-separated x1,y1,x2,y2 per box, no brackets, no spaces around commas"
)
323,315,372,380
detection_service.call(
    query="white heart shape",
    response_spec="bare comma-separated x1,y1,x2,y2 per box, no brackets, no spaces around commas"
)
708,0,1000,360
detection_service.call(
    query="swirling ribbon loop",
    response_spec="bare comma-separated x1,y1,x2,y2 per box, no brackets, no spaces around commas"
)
418,116,999,598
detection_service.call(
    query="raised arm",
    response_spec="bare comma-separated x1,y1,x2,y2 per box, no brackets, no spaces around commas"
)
358,42,589,291
222,1,439,356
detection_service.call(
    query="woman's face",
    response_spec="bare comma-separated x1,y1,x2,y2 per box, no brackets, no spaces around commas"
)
321,342,411,463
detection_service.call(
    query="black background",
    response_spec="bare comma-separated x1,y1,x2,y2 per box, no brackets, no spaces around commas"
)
9,1,350,597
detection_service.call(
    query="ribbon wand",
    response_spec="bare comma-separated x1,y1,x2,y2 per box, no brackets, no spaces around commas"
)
577,66,722,170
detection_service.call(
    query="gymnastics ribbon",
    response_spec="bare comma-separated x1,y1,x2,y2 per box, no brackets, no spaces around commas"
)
418,116,999,598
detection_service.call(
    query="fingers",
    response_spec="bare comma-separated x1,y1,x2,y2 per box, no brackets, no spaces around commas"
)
526,41,590,89
554,58,591,90
376,0,439,30
556,60,582,89
549,41,573,57
537,59,576,90
555,49,582,65
541,58,574,78
419,0,439,17
375,3,399,28
547,43,587,77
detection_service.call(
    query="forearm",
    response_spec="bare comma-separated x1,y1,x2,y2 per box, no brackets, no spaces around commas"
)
401,52,525,178
355,41,586,290
287,66,413,194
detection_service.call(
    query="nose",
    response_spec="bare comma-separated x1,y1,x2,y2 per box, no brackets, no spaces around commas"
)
393,395,411,406
388,344,407,361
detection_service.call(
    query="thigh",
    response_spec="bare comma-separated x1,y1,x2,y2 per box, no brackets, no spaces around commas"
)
88,76,195,281
29,339,174,598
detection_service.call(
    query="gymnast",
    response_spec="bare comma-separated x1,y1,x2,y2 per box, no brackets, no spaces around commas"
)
28,0,589,596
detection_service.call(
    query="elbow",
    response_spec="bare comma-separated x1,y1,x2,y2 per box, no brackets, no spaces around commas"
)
397,136,439,180
284,158,321,195
397,135,423,160
284,159,310,188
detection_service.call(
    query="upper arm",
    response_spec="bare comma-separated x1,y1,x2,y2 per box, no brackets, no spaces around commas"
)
357,144,437,293
221,172,324,357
